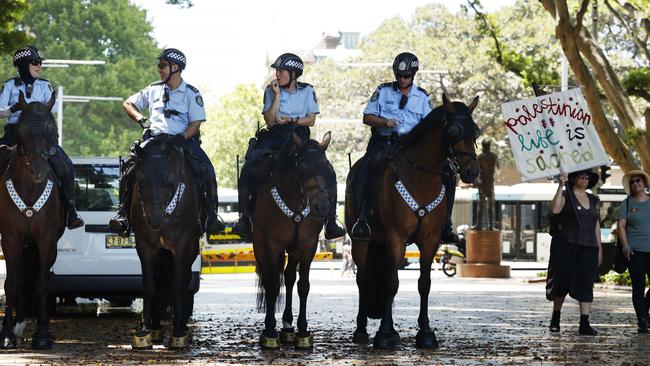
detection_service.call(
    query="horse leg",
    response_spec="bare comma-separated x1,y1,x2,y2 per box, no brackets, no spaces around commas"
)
259,248,283,349
351,241,369,345
415,243,439,349
31,241,57,349
280,255,298,344
295,257,314,349
373,239,403,350
132,251,156,349
0,240,22,349
169,254,193,349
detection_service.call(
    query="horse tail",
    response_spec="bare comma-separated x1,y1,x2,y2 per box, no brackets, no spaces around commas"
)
255,251,285,312
366,240,389,319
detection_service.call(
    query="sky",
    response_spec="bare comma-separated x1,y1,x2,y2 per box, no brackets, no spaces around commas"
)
132,0,515,101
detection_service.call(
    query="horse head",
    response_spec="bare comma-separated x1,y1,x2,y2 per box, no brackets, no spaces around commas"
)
442,93,480,184
13,91,58,182
135,135,185,231
288,132,332,220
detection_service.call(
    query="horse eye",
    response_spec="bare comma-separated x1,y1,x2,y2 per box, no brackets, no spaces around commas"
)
448,124,463,139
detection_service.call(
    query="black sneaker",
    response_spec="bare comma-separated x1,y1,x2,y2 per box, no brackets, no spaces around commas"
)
578,323,598,335
351,220,371,241
441,226,459,244
66,213,85,230
205,214,225,236
324,221,345,240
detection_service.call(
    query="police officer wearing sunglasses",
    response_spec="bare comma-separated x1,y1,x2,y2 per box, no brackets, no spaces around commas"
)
109,48,224,237
351,52,458,243
0,46,85,229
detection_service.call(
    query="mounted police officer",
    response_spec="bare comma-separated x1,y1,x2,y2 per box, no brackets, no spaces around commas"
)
0,46,84,229
109,48,224,237
351,52,459,243
232,52,345,240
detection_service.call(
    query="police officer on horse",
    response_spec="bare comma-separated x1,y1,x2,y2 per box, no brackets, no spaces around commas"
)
109,48,224,237
350,52,459,243
0,46,84,229
232,52,345,240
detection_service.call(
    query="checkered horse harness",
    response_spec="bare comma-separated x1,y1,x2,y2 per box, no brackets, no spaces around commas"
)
5,179,54,218
394,180,446,218
271,186,310,223
165,181,185,215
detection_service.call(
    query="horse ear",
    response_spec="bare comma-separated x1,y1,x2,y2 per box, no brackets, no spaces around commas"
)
468,96,479,114
17,91,28,110
320,131,331,151
442,93,454,113
46,91,57,112
292,133,303,150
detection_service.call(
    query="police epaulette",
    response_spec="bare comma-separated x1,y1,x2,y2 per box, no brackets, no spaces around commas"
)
5,77,21,86
38,78,50,83
378,82,393,90
150,81,164,86
297,82,312,89
417,86,430,96
186,83,200,93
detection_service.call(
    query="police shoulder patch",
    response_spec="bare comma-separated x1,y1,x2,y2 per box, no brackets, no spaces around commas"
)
312,89,318,104
195,95,204,107
186,83,200,93
428,98,435,109
417,86,430,96
370,90,379,102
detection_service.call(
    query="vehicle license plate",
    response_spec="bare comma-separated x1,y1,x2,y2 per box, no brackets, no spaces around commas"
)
105,235,135,249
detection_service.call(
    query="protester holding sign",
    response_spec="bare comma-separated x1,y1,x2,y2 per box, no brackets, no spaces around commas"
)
545,169,601,335
617,170,650,333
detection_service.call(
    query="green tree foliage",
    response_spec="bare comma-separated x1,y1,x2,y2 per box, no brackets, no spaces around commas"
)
202,84,262,188
0,0,160,156
0,0,31,54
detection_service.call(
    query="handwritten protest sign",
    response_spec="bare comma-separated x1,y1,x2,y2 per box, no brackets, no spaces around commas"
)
501,88,608,181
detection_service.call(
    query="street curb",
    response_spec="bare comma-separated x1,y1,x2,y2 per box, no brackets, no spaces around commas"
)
594,283,632,292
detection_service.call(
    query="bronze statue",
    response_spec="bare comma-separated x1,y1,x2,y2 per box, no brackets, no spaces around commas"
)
475,140,499,230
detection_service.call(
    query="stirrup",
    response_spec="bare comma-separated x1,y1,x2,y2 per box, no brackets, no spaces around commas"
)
351,220,371,240
232,216,252,238
109,215,130,237
66,215,85,230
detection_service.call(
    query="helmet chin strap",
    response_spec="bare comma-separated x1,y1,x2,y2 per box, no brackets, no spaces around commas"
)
163,63,181,84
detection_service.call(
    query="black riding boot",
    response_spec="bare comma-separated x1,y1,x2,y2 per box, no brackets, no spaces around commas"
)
351,179,371,240
232,183,253,238
441,166,458,244
203,179,225,236
109,169,134,237
62,181,84,230
324,171,345,239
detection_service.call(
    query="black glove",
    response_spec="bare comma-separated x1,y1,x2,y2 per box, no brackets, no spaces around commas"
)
138,117,151,129
9,104,20,113
172,134,186,147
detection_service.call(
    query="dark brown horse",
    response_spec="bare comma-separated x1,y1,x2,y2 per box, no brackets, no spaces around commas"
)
0,92,64,349
129,134,202,349
345,94,480,350
254,132,332,349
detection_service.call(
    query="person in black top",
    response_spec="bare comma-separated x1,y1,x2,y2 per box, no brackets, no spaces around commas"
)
546,169,602,335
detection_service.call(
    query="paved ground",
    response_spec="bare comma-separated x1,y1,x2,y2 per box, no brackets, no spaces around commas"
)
0,264,648,365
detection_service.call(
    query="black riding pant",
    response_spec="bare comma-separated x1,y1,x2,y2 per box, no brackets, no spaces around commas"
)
0,124,16,146
180,137,216,185
49,145,76,196
628,250,650,323
353,135,394,215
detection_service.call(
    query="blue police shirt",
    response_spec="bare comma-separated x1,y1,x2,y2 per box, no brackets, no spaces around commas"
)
0,78,58,124
363,81,432,136
127,80,206,136
262,82,319,118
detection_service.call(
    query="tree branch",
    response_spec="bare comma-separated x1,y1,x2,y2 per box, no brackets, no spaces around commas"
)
603,0,650,62
467,1,503,64
575,0,591,33
538,0,557,19
628,88,650,102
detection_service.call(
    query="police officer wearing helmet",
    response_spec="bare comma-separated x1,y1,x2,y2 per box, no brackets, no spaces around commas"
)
351,52,459,243
0,46,85,229
232,52,346,240
109,48,224,237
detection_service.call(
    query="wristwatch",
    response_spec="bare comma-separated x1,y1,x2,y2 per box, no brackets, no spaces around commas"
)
138,116,150,129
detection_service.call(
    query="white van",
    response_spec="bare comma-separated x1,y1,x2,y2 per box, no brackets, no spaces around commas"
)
49,157,201,305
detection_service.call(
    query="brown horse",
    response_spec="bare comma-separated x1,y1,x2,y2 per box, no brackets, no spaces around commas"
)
0,92,64,349
253,132,332,349
129,134,202,349
345,94,480,350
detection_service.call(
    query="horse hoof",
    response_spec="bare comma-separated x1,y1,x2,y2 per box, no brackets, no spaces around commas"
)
280,328,295,344
31,335,53,350
294,333,313,350
373,330,397,350
352,330,369,345
0,336,17,349
151,329,164,344
391,328,401,346
415,330,439,349
259,334,281,350
169,334,190,349
131,332,153,350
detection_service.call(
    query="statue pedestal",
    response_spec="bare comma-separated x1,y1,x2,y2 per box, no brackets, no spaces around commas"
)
458,230,510,278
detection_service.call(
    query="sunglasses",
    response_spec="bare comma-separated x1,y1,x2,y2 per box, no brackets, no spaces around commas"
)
575,174,590,180
631,177,645,185
397,74,413,80
30,60,42,66
157,63,169,70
